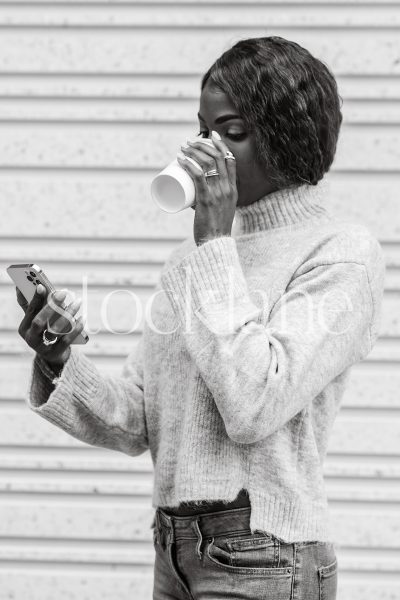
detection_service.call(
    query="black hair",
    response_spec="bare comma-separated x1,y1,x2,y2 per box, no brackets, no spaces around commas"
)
200,36,343,187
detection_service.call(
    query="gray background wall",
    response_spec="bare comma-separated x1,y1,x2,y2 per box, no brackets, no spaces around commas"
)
1,1,399,599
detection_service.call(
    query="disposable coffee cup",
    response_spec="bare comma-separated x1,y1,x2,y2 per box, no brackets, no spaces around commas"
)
151,138,215,213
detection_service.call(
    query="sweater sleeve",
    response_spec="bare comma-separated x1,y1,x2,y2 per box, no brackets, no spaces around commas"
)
26,334,148,457
160,235,383,444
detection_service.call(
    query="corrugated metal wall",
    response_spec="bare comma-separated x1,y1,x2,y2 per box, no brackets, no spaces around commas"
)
1,1,399,599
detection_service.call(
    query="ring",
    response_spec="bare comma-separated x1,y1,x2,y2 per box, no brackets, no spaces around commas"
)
204,169,220,178
224,150,235,160
42,328,59,346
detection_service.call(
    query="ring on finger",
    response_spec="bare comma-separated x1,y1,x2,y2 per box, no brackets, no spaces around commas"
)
182,143,225,180
42,328,59,346
224,150,236,160
188,140,235,162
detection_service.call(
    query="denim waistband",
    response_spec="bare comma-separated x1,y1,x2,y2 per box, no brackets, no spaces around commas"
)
156,504,255,537
152,504,334,564
153,505,272,561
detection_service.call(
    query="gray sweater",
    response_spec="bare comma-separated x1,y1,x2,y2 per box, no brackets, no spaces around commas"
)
26,181,386,543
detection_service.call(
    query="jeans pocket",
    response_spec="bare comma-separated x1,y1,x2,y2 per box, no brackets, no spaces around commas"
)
318,557,338,600
228,535,279,569
206,533,293,577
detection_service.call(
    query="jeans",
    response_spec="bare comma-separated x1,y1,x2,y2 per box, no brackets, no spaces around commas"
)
151,505,338,600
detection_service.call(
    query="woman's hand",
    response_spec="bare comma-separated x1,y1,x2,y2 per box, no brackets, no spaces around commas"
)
177,130,238,246
16,284,85,369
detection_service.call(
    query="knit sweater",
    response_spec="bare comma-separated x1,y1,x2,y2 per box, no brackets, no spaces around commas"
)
26,180,386,544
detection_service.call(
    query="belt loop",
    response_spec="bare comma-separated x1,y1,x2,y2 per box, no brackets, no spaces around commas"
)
156,510,166,549
155,509,160,532
167,516,174,546
194,517,203,561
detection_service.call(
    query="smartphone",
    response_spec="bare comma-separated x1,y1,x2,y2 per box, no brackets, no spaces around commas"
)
7,263,89,344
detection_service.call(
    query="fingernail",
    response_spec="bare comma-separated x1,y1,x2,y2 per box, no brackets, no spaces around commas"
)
195,138,214,147
72,297,82,309
212,130,221,140
53,290,67,301
177,151,186,161
36,284,45,294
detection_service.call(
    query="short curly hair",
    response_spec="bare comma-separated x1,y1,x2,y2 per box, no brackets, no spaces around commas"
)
200,36,343,187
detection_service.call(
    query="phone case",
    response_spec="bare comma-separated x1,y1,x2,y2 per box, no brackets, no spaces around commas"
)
7,263,89,345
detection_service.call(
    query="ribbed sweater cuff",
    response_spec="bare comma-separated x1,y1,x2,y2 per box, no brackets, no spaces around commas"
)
27,349,101,431
161,236,260,334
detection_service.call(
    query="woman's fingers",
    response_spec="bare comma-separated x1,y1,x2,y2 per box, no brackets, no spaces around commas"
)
26,289,68,339
51,297,83,335
34,311,83,365
19,288,81,349
209,132,237,190
184,139,230,183
46,315,85,365
18,285,47,338
58,315,85,347
16,284,85,366
36,294,82,338
29,296,83,356
182,134,237,196
16,287,29,313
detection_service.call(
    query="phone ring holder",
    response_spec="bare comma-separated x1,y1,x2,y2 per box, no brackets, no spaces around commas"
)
42,328,59,346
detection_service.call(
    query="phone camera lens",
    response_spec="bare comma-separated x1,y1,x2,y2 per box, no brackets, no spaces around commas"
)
27,275,33,281
29,271,37,277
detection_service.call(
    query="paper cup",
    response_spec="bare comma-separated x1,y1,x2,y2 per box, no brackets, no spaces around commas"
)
151,138,216,213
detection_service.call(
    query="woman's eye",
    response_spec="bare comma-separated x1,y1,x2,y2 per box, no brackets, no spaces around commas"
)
196,130,246,142
227,133,246,141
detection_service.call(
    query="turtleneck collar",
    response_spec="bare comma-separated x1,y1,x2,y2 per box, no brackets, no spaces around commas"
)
232,180,330,236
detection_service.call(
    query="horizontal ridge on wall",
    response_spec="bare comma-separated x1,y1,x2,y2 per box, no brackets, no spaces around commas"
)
0,31,399,76
1,74,400,101
1,4,400,29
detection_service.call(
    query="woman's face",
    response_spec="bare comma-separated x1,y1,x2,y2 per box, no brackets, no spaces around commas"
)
197,80,280,207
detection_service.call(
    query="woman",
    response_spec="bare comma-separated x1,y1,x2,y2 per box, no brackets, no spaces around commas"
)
17,36,385,599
